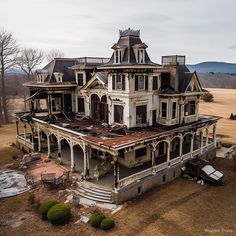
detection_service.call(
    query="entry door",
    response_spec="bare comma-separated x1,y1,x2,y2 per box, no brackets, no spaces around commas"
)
152,110,157,126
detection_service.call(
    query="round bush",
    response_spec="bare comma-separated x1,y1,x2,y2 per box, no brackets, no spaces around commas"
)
39,200,59,220
47,203,71,225
89,213,105,228
100,218,115,230
202,92,214,102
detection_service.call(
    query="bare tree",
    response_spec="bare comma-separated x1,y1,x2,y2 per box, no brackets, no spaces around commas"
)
17,48,44,80
46,49,64,62
0,29,19,123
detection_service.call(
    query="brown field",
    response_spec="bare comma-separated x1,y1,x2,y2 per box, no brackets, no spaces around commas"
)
200,88,236,145
0,89,236,235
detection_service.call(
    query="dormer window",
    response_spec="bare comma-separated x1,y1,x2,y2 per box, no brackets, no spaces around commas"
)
37,74,44,83
53,72,63,83
114,49,122,64
137,49,145,63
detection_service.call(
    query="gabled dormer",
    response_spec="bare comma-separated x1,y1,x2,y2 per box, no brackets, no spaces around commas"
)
53,72,64,83
185,72,202,93
36,70,49,83
112,45,127,64
132,43,148,64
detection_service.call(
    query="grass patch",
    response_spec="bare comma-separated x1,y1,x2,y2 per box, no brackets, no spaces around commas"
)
0,192,31,213
0,146,22,167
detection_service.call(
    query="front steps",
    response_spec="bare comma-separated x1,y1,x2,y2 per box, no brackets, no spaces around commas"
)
74,181,113,203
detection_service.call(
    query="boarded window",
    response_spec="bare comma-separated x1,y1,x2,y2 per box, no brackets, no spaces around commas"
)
172,102,176,119
77,97,85,113
152,76,158,90
114,105,123,123
161,102,167,118
135,147,147,158
136,105,147,124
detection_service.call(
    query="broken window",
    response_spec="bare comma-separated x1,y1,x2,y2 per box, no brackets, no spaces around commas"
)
136,105,147,124
172,102,177,119
77,97,85,113
114,105,123,123
77,73,84,86
161,102,167,118
135,147,147,158
135,75,148,91
112,74,126,91
152,76,158,90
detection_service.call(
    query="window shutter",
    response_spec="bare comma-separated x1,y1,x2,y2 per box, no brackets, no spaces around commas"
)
112,75,116,90
135,75,138,91
145,75,148,90
122,75,125,90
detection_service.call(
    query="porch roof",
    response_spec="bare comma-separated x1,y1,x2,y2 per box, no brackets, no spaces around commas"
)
33,115,220,151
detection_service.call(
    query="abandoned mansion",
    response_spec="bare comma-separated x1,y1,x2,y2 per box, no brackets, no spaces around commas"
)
15,28,219,203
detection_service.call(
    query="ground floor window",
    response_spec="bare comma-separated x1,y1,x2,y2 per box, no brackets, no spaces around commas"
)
136,105,147,124
114,105,123,124
135,147,147,158
77,97,85,113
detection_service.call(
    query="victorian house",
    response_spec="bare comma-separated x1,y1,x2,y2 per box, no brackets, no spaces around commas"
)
15,29,219,203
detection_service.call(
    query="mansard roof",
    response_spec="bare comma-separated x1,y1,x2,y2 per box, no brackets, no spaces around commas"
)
36,58,76,83
99,28,159,68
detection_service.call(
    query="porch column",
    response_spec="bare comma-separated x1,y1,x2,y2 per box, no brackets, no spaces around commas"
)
58,139,62,163
179,137,183,160
84,145,90,178
31,127,35,151
167,142,171,167
190,134,194,158
113,154,119,190
151,146,156,166
47,134,51,157
206,128,209,146
48,94,52,118
24,124,26,139
70,144,75,171
213,124,217,147
16,120,19,136
200,131,203,154
37,128,41,152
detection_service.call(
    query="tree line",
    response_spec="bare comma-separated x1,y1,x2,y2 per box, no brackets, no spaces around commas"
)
0,29,64,124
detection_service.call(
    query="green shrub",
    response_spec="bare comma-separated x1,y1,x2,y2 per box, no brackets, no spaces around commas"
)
47,203,71,225
202,92,214,102
39,200,59,220
89,212,105,228
100,218,115,230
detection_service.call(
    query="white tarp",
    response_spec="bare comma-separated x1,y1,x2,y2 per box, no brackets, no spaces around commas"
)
0,169,28,198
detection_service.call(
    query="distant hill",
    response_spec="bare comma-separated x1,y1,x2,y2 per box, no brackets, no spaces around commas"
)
187,62,236,74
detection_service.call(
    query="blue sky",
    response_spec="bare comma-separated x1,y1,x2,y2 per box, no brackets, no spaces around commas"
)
1,0,236,64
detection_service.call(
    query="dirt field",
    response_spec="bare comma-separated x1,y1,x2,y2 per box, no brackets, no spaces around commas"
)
200,88,236,145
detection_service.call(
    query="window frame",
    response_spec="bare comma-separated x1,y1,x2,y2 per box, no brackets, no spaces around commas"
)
77,97,85,113
135,147,147,159
172,101,177,119
161,102,167,119
112,74,126,91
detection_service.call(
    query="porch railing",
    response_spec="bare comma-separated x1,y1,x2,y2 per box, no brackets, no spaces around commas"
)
118,143,215,188
17,134,34,150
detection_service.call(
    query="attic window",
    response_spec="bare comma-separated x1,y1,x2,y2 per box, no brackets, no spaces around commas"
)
76,72,85,86
37,74,44,83
58,75,63,83
137,49,145,63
